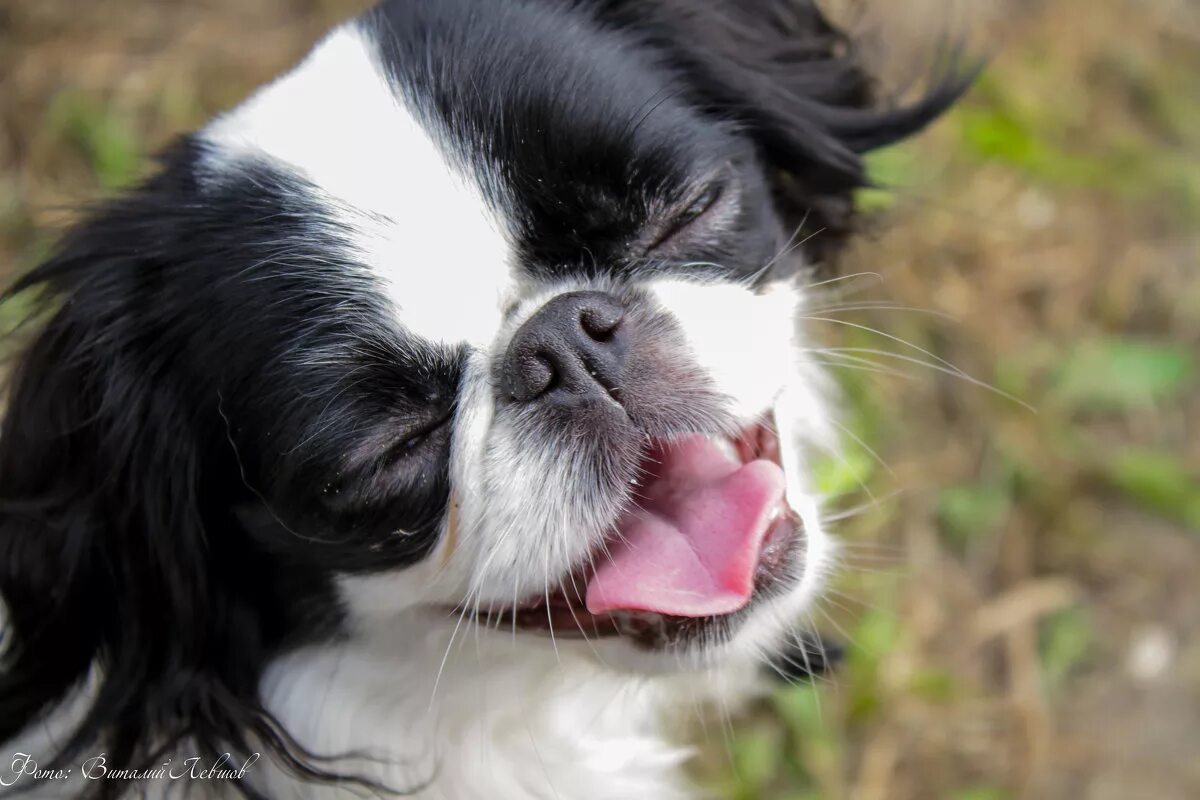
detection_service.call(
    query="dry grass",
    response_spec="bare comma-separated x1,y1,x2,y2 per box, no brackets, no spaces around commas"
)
2,1,1197,799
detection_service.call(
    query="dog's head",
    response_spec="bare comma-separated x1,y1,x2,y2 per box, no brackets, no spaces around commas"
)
0,0,968,781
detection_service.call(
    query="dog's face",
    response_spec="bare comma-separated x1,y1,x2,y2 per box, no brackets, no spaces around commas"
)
202,2,836,670
0,0,966,771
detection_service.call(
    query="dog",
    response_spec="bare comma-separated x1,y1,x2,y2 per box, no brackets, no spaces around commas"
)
0,1,969,797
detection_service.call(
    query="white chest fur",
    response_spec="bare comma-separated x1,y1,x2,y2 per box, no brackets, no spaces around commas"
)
253,624,702,799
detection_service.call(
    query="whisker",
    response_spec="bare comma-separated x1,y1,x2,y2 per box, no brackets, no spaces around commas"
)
428,601,472,714
782,627,827,690
744,219,825,286
832,548,908,565
522,720,564,800
799,612,828,723
216,391,343,546
834,561,907,578
823,586,896,616
828,416,896,480
805,315,964,374
544,550,560,664
713,670,741,781
560,576,608,666
820,487,913,523
802,270,884,292
806,301,957,321
807,352,916,382
813,604,862,660
810,335,1037,412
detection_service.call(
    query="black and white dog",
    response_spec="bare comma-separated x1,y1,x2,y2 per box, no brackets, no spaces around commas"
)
0,1,968,797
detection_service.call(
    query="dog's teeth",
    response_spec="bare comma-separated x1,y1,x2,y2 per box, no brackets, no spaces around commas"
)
709,435,738,462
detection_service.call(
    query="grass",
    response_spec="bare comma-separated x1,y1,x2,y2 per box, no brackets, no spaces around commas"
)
2,1,1198,798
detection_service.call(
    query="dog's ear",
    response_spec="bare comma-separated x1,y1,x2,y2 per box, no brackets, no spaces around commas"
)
0,160,292,793
592,0,975,260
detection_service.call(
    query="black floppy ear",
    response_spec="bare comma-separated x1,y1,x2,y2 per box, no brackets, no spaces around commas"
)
592,0,975,259
0,169,282,792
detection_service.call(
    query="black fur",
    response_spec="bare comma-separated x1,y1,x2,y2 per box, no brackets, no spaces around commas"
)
0,142,461,796
765,633,845,682
0,1,970,796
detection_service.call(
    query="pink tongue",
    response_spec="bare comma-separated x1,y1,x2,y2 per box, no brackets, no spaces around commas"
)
585,435,787,618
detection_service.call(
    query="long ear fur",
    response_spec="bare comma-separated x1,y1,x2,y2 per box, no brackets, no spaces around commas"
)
0,150,345,799
592,0,977,261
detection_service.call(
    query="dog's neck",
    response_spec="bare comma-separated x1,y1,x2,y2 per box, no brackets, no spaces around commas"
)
254,622,699,799
8,626,700,799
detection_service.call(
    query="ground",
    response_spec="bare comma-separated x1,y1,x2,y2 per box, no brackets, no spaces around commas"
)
1,1,1197,799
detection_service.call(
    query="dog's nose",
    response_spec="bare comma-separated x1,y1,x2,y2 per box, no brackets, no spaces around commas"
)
502,291,627,406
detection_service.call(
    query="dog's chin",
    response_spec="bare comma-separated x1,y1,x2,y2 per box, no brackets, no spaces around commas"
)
459,411,823,673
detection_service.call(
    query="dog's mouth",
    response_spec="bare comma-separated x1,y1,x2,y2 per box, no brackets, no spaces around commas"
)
470,416,804,649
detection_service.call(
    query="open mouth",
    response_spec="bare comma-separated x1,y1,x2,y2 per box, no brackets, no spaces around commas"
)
471,416,804,649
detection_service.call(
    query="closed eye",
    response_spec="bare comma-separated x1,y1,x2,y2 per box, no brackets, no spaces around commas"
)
317,406,454,513
645,181,727,254
385,406,454,463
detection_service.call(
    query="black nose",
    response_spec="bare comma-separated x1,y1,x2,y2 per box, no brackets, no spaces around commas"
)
502,291,627,406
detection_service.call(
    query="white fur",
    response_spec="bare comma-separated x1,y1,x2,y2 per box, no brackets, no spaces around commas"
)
203,25,514,350
254,624,697,799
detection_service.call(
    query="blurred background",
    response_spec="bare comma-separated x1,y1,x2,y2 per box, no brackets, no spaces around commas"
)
1,1,1196,798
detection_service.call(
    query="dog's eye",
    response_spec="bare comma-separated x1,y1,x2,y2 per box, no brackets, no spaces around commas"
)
316,408,453,512
647,184,724,252
676,185,722,229
387,409,453,462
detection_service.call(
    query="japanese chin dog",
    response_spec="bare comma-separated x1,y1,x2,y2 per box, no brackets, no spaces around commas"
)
0,0,971,797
